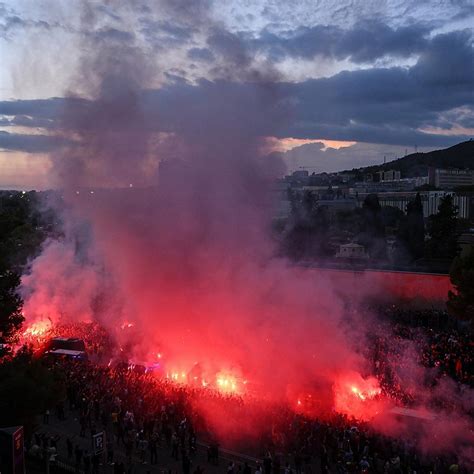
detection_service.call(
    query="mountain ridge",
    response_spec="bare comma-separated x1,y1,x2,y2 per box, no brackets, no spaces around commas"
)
342,140,474,178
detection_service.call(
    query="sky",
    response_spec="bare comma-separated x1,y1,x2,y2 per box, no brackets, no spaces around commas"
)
0,0,473,189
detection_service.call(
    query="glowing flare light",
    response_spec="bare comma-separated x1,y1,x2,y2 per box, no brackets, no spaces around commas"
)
163,366,242,394
334,372,383,421
21,320,53,345
216,372,239,393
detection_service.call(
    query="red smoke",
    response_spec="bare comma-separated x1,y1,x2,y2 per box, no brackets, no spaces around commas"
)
334,372,385,421
18,1,473,464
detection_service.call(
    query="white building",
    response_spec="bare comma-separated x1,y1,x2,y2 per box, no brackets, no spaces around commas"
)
336,243,368,259
428,168,474,189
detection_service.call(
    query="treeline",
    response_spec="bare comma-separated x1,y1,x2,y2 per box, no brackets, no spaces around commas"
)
0,192,66,440
281,191,469,264
0,191,57,342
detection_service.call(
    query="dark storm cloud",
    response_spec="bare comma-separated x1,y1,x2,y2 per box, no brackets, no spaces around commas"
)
282,121,469,148
187,47,215,62
451,0,474,21
0,131,71,153
94,4,123,22
275,29,474,144
250,20,432,63
163,71,189,84
0,30,472,148
207,29,252,67
139,18,195,49
0,114,54,128
156,28,474,146
0,98,88,127
158,0,211,25
0,14,54,39
93,27,134,43
411,30,474,86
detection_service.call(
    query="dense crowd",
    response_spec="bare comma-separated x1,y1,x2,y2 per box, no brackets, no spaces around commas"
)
372,307,474,389
25,306,473,474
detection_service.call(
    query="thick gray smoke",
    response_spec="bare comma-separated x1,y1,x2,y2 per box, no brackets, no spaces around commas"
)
19,1,473,464
22,0,365,404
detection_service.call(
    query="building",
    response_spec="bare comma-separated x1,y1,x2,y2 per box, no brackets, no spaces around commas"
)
350,177,421,193
284,170,311,188
428,167,474,189
355,191,470,219
316,198,357,220
375,170,401,182
336,243,368,259
337,172,356,183
291,170,309,179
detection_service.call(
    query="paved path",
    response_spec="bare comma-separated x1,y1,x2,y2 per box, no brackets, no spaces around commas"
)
36,408,267,474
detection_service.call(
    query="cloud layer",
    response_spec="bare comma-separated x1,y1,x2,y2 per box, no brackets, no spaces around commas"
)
0,0,473,186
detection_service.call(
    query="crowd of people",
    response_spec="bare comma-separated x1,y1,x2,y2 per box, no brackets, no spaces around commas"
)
371,306,474,389
23,305,473,474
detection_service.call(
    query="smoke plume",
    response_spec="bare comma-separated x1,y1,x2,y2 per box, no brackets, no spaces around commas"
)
19,0,473,463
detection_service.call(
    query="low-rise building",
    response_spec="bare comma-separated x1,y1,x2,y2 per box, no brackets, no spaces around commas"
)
336,243,369,259
428,167,474,189
375,170,401,182
355,191,470,219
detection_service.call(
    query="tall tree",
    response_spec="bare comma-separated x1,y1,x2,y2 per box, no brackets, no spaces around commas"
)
397,193,425,261
425,195,460,260
0,269,24,343
283,191,329,260
0,191,52,343
0,348,66,435
447,250,474,321
360,194,386,259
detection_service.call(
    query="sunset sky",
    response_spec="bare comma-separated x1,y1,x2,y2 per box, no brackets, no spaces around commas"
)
0,0,473,189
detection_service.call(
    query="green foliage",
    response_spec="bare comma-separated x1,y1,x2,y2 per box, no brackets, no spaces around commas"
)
359,194,386,259
425,195,460,260
0,270,24,342
0,191,51,270
0,191,55,342
283,190,330,260
448,250,474,321
0,349,66,431
334,208,364,235
396,193,425,261
381,206,404,228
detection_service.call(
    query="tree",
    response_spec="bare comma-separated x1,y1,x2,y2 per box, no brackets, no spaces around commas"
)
0,269,24,343
396,193,425,261
381,206,404,229
359,194,386,259
425,195,460,260
283,191,329,260
447,250,474,321
0,348,66,434
0,191,50,270
334,208,364,236
0,191,54,343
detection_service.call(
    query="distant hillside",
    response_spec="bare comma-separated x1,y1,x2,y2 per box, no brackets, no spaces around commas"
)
346,140,474,178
